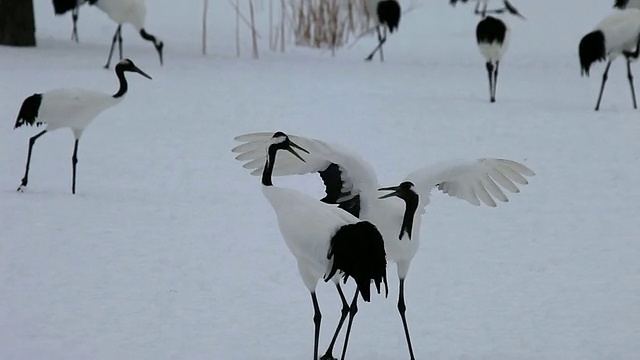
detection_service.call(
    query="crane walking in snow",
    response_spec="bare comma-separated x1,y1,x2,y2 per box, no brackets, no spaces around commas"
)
254,132,388,360
13,59,152,194
364,0,401,62
579,8,640,111
476,15,509,102
233,132,535,360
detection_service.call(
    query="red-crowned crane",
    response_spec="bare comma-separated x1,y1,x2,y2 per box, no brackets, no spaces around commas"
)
13,59,152,194
255,132,388,360
579,8,640,111
364,0,401,62
233,131,535,360
476,15,509,102
52,0,90,42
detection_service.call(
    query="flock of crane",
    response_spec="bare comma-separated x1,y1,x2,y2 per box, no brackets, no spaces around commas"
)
10,0,640,359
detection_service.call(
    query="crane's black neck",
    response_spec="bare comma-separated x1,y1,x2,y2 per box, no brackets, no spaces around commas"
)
399,192,419,240
261,147,277,186
113,66,128,98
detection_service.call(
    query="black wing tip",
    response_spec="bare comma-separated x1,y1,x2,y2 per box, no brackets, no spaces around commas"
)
15,93,43,129
579,31,606,77
614,0,629,9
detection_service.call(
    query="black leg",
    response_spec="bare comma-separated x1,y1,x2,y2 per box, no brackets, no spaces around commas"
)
627,59,637,109
118,25,124,61
104,25,120,69
398,279,416,360
71,139,79,195
311,292,322,360
71,7,79,42
365,26,387,61
339,289,359,360
493,60,500,102
320,283,350,360
486,62,494,103
378,26,386,62
18,130,47,192
595,60,612,111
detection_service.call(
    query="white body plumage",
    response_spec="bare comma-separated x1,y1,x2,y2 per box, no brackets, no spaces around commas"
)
93,0,147,31
595,9,640,60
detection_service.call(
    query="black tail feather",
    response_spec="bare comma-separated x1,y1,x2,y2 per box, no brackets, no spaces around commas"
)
52,0,79,14
325,221,388,302
378,0,401,33
579,30,606,77
14,94,43,129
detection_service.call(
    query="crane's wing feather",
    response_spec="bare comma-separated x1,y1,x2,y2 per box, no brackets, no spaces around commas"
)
233,132,380,216
406,158,535,209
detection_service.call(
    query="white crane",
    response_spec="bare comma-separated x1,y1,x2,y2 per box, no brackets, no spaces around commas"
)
13,59,152,194
364,0,401,62
450,0,525,19
476,15,509,102
579,8,640,111
87,0,164,68
256,132,388,360
615,0,640,9
52,0,90,42
233,132,535,360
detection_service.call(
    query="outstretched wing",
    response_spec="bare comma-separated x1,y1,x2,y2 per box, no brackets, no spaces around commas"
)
232,132,380,217
405,158,535,209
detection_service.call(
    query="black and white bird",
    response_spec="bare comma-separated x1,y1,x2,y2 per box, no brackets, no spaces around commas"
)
233,132,535,360
476,15,509,102
13,59,152,194
450,0,525,19
579,8,640,111
364,0,401,62
52,0,90,42
615,0,640,9
88,0,164,68
256,132,388,360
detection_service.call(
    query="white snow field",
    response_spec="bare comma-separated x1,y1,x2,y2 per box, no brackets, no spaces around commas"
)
1,0,639,359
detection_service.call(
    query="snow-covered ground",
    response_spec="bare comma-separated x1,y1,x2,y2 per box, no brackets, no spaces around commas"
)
1,0,639,359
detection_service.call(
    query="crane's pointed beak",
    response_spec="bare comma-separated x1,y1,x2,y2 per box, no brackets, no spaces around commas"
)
134,66,153,80
378,186,400,199
504,0,526,19
287,141,309,163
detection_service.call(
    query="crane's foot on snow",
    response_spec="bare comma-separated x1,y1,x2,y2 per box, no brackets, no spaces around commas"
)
16,185,26,192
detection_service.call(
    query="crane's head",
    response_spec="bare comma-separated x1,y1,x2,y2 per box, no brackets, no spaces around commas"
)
117,59,153,80
378,181,419,240
268,132,309,163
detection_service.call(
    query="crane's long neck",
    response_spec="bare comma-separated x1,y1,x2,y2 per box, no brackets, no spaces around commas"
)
113,68,128,98
399,193,419,240
261,148,277,186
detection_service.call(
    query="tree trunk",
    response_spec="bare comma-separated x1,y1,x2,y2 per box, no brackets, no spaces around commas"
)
0,0,36,47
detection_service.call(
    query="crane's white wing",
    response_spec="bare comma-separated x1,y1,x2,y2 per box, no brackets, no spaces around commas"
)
233,132,380,209
405,158,535,208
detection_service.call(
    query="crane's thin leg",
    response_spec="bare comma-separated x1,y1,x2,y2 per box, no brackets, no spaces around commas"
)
486,62,494,102
493,60,500,102
627,59,638,109
104,25,121,69
71,139,79,195
379,27,386,62
311,292,322,360
118,25,124,61
18,130,47,192
320,284,350,360
339,289,359,360
365,26,387,61
595,60,613,111
71,7,79,42
398,279,416,360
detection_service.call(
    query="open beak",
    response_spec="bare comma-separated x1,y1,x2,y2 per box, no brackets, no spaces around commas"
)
134,66,153,80
287,141,309,163
378,186,399,199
